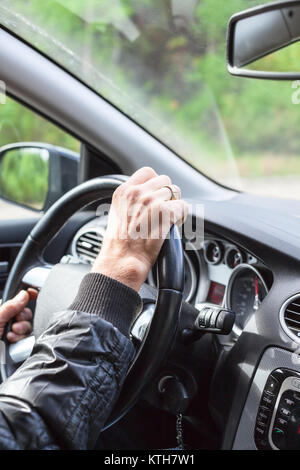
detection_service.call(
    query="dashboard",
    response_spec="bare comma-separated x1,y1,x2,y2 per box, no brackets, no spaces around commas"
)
67,215,273,343
51,194,300,450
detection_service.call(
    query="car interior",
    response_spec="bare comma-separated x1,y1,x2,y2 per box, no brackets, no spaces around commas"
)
1,0,300,450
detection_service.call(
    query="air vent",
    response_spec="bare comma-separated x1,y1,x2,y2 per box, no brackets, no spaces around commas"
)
75,230,102,263
280,295,300,342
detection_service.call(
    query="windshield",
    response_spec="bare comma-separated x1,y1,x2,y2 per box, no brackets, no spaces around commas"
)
1,0,300,199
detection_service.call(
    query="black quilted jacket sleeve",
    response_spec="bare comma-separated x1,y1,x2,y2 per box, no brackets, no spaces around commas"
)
0,273,142,449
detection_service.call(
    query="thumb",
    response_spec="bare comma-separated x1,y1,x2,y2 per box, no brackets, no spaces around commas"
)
0,290,30,324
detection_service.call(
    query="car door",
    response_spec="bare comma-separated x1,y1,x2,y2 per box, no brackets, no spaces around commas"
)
0,94,80,297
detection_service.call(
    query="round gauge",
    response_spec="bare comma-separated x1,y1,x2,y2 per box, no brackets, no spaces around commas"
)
182,252,197,302
225,247,245,269
204,241,223,265
226,264,268,334
148,251,197,302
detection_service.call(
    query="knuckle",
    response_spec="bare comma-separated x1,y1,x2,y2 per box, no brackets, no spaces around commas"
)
115,183,133,202
161,174,172,186
3,300,14,312
113,183,125,198
141,166,157,178
128,186,141,201
141,193,152,206
24,308,33,319
112,189,120,203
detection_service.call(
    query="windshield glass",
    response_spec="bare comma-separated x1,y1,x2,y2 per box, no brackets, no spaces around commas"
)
1,0,300,199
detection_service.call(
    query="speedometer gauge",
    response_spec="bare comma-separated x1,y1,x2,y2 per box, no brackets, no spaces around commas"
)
226,264,268,335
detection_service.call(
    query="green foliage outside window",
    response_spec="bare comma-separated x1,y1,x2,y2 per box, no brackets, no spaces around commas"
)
0,148,49,210
1,0,300,198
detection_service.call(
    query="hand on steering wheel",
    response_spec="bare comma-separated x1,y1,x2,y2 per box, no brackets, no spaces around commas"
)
2,167,187,429
92,167,188,291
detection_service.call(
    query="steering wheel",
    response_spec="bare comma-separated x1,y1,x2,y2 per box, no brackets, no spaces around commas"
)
1,175,184,430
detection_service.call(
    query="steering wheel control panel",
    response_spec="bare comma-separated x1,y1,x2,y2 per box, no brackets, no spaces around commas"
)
194,304,235,335
181,303,235,344
255,368,300,450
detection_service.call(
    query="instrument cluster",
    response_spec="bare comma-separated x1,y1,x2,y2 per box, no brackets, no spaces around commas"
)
69,216,273,337
196,237,272,337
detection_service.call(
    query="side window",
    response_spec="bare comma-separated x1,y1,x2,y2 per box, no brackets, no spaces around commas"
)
0,95,80,219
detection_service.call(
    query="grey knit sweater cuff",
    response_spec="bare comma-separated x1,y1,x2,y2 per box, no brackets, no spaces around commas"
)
69,273,142,338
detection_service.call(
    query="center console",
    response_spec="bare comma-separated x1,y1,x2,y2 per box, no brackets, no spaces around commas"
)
233,347,300,450
255,368,300,449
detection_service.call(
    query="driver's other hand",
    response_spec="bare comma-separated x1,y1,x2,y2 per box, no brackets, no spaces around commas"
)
0,288,38,343
92,166,189,292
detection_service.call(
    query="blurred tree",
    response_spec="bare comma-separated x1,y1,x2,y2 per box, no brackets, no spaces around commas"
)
1,0,300,191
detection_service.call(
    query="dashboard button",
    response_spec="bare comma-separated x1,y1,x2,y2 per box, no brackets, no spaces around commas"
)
204,309,213,326
257,407,270,424
284,397,295,407
280,407,291,418
262,393,275,407
255,424,267,437
196,309,207,327
276,417,288,428
265,375,279,395
292,378,300,390
272,428,285,448
293,391,300,402
209,309,220,328
256,438,268,449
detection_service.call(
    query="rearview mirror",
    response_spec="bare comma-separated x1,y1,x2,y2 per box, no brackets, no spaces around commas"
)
0,143,78,212
227,0,300,79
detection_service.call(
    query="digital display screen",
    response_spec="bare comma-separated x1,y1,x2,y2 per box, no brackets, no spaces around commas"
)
206,281,225,305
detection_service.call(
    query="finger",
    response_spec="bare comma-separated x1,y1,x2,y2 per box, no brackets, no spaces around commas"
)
141,174,172,192
0,290,30,323
15,308,33,322
156,200,189,237
129,167,157,185
11,320,32,336
27,288,38,301
155,184,181,201
7,332,27,343
149,200,188,239
164,200,189,226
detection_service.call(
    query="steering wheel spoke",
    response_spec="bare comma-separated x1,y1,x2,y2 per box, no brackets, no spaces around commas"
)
9,335,36,364
4,263,53,371
131,302,155,342
131,282,157,342
22,264,53,290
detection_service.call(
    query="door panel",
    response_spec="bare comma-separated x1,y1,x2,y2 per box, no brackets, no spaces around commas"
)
0,217,40,297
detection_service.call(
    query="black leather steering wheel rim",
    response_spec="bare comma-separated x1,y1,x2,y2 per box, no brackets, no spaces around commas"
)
2,175,184,430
